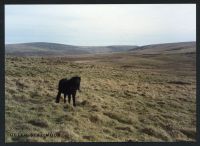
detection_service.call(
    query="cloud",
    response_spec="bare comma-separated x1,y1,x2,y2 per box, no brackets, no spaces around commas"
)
5,4,196,45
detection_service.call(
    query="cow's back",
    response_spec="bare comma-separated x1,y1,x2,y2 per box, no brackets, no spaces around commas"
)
58,78,68,92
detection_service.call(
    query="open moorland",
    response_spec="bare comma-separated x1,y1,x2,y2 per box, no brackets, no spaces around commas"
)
5,42,196,142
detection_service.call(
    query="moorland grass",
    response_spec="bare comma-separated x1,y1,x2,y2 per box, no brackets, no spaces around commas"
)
5,53,196,142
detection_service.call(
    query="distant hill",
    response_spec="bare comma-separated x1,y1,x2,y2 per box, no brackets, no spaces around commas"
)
129,42,196,54
5,42,137,56
78,45,138,54
5,42,89,56
5,41,196,56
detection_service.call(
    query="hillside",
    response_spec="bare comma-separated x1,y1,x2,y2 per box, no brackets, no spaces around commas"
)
129,42,196,54
6,41,196,56
79,45,138,54
5,42,90,56
5,52,196,142
5,42,137,56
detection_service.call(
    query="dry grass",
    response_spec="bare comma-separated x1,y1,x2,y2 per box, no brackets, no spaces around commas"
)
5,52,196,142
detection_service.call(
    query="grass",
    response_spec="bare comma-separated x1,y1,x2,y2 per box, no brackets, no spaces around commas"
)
5,52,196,142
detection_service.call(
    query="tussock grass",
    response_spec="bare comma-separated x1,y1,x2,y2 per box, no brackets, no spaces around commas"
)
5,53,196,142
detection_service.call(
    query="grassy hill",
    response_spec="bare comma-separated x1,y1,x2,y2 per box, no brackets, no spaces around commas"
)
5,50,196,142
78,45,138,54
5,42,138,56
6,41,195,56
129,42,196,54
5,42,90,56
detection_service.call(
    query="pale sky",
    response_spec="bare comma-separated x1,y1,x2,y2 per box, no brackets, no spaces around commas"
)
5,4,196,46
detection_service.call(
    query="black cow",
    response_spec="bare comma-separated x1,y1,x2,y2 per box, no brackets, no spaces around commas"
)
55,76,81,106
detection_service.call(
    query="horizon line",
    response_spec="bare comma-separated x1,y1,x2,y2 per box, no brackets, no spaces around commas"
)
5,40,196,47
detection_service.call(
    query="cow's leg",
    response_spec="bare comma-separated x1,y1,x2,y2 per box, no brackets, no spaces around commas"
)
56,90,62,103
68,94,71,104
72,91,76,107
64,93,67,103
